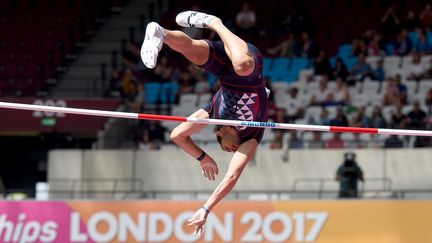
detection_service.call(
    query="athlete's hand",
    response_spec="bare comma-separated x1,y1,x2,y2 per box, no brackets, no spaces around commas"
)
187,208,208,237
200,155,219,181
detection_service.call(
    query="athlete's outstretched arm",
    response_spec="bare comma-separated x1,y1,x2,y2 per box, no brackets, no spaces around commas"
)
170,109,219,181
187,139,258,236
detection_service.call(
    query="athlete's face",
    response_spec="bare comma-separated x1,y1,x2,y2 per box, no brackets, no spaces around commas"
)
216,126,240,152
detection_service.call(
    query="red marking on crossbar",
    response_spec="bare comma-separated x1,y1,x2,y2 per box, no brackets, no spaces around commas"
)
138,114,187,122
330,126,379,134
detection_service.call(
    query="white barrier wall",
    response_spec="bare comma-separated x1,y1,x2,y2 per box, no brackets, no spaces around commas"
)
48,148,432,193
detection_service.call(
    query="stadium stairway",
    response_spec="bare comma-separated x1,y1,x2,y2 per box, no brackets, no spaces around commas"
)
51,0,164,98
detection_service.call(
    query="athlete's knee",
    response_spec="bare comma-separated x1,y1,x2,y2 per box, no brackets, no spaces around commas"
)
232,54,255,76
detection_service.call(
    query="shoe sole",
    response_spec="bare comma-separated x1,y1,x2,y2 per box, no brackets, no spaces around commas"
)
141,23,161,69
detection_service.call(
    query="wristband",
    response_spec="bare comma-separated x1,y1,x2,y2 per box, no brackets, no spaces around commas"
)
196,151,206,161
201,206,210,214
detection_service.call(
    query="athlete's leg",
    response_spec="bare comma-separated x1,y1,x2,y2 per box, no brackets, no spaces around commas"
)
176,11,255,76
163,30,209,66
207,19,254,76
141,22,209,68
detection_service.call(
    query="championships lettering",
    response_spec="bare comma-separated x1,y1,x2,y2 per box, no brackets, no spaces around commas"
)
0,211,328,243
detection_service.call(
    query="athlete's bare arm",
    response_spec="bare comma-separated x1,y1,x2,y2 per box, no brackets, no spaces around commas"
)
187,139,258,235
170,109,219,181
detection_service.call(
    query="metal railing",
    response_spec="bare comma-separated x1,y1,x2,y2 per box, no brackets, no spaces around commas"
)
292,177,393,198
48,178,144,199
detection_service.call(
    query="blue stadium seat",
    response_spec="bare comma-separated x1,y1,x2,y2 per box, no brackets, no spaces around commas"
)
338,44,352,58
385,44,395,55
265,70,290,82
330,57,337,68
427,31,432,46
145,82,161,104
160,82,179,104
291,58,309,69
408,31,419,46
263,58,273,71
342,56,358,70
273,58,290,71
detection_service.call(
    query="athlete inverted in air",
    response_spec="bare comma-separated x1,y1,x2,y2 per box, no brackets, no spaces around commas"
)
141,11,268,236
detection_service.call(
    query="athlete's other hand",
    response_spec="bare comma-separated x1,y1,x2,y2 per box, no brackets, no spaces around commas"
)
200,155,218,181
187,208,208,237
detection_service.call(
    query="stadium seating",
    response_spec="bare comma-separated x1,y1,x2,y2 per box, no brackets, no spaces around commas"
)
0,0,115,96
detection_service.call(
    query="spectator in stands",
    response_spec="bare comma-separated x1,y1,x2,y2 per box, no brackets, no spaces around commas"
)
424,59,432,78
297,32,318,59
313,50,333,78
310,79,332,106
288,130,303,149
126,82,146,113
414,31,432,54
330,107,349,127
370,134,384,148
274,108,289,124
368,33,386,56
350,106,371,128
327,133,345,148
391,104,408,128
362,29,375,46
395,74,407,103
420,4,432,28
336,152,364,198
370,106,387,128
235,2,257,36
372,59,385,82
308,107,331,126
317,107,330,126
402,10,421,31
177,70,196,97
382,76,407,106
285,87,305,121
269,130,283,149
140,121,167,150
407,100,427,129
346,133,366,149
108,68,122,95
425,88,432,114
266,33,295,57
308,131,324,148
153,55,173,83
409,100,432,146
414,136,432,147
407,52,426,81
331,77,351,105
122,68,138,97
384,135,404,148
333,58,349,81
349,53,373,83
352,37,367,56
380,6,400,41
395,29,413,56
123,42,141,68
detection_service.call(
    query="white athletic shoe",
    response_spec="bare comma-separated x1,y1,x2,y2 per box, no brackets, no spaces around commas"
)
175,11,216,28
141,22,164,69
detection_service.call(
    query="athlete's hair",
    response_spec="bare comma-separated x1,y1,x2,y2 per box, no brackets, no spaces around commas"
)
216,125,223,145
